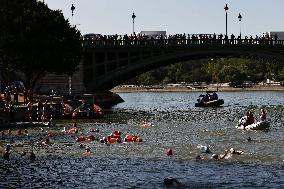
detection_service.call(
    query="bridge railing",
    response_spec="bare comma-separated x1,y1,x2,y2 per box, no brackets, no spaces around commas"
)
83,38,284,48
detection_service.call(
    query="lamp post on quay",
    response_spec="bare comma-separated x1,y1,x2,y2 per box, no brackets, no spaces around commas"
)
238,13,243,38
132,13,136,35
224,4,229,36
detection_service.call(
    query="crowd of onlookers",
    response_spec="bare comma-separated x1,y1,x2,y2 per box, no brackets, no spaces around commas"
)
83,33,282,47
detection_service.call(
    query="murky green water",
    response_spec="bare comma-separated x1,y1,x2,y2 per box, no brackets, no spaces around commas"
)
0,91,284,188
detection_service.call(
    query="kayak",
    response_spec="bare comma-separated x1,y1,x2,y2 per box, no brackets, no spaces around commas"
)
236,121,270,130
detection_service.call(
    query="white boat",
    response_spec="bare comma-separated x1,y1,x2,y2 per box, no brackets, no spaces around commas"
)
236,117,270,130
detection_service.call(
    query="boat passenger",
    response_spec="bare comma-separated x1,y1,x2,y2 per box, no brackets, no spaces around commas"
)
244,111,254,126
247,111,255,125
260,109,266,121
212,92,218,100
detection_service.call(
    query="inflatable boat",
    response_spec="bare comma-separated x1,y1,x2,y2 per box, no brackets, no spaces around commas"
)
236,117,270,130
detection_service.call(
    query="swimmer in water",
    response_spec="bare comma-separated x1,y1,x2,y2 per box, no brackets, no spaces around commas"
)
83,146,92,156
3,151,10,160
42,138,51,145
24,129,28,135
163,178,181,187
30,152,36,160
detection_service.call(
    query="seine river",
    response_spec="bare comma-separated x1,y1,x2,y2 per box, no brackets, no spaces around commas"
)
0,91,284,188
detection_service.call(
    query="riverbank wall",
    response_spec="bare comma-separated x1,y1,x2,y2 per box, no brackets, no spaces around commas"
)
111,85,284,93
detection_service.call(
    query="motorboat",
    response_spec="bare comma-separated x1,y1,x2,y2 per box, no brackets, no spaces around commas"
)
195,92,224,107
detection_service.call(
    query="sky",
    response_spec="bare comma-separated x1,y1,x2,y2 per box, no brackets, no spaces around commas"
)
44,0,284,36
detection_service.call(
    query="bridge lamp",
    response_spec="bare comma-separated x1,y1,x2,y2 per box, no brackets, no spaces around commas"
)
132,13,136,35
238,13,242,38
224,4,229,36
71,4,75,17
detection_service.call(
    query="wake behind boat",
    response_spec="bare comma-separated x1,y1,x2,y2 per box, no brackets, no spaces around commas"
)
195,92,224,107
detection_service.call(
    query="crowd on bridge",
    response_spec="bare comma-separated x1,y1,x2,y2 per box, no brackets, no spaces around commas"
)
83,32,282,47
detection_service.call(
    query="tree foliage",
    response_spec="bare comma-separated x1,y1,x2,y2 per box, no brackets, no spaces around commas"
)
131,58,284,85
0,0,82,89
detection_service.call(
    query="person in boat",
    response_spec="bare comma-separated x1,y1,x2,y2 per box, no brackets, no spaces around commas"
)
201,93,210,103
244,111,254,126
259,109,266,121
247,111,255,125
212,92,218,100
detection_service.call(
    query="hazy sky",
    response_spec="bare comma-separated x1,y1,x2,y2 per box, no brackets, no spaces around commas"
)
44,0,284,36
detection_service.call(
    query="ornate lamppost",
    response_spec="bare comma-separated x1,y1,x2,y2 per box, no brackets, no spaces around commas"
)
71,4,75,16
224,4,229,36
132,13,136,35
238,13,243,38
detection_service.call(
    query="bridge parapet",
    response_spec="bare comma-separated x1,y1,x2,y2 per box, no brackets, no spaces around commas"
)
83,36,284,48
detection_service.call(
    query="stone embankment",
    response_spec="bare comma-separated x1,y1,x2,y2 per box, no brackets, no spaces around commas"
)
111,85,284,93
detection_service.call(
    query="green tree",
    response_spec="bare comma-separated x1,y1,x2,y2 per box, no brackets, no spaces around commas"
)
0,0,82,90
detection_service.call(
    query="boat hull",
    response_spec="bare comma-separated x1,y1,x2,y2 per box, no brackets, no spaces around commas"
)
195,99,224,107
236,121,270,130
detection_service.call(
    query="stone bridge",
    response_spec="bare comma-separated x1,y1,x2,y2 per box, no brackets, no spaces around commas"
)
82,38,284,92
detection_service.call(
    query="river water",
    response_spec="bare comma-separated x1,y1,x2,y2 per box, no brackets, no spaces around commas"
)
0,91,284,188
